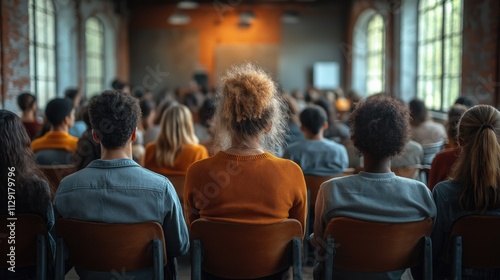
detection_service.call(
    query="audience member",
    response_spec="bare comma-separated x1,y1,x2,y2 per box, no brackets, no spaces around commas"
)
143,99,177,145
432,105,500,279
283,94,305,148
0,110,54,280
17,92,41,140
284,105,348,176
391,140,424,171
454,95,477,108
184,65,307,260
54,90,189,279
312,94,436,280
409,99,447,145
314,98,350,142
144,104,208,176
428,104,468,190
31,98,78,164
65,88,87,138
198,98,217,154
72,101,101,170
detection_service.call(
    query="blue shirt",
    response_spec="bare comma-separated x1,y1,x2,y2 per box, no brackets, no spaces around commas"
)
284,139,348,176
54,158,189,279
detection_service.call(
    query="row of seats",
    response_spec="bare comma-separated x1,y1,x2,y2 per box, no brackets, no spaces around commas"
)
1,214,499,280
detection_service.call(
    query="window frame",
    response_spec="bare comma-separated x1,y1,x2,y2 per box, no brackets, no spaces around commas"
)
365,13,386,96
84,16,106,96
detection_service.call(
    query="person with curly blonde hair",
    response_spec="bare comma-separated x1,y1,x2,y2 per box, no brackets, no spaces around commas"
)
432,105,500,279
144,104,208,175
184,64,307,260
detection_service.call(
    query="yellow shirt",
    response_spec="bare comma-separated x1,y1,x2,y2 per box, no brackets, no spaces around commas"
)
144,143,209,176
31,131,78,153
184,151,307,235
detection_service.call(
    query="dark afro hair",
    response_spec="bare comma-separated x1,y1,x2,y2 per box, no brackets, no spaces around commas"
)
89,90,141,149
300,105,327,135
349,94,410,159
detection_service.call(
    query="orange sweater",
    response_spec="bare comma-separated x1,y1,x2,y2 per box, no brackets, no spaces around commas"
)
31,131,78,153
184,151,307,235
144,143,209,176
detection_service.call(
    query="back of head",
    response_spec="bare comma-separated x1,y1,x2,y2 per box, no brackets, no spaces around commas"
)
409,99,428,126
451,105,500,212
89,90,141,149
300,105,327,136
214,63,286,151
45,98,74,126
349,94,410,159
140,99,156,119
64,88,79,101
454,96,477,108
17,92,36,111
446,104,468,145
156,104,198,167
198,98,216,127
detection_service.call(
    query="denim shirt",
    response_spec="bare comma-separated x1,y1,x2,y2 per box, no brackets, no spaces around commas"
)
54,158,189,280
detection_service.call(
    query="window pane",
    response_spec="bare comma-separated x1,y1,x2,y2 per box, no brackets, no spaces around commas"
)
85,17,105,96
366,14,385,95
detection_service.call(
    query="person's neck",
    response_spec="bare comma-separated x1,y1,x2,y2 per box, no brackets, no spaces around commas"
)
226,137,265,155
364,154,391,173
21,111,36,122
100,144,133,160
51,125,68,133
304,130,323,141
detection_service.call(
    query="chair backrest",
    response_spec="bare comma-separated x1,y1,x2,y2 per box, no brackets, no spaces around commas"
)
35,149,73,165
39,164,76,192
167,175,185,202
422,141,444,165
190,218,302,279
448,215,500,268
323,217,433,272
0,214,48,280
55,219,167,271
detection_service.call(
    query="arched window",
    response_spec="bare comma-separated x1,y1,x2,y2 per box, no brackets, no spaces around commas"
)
366,14,385,95
417,0,463,111
29,0,57,109
351,11,386,97
85,17,105,96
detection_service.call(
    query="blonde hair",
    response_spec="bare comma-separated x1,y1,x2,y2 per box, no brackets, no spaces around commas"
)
450,105,500,212
155,104,199,167
212,63,286,152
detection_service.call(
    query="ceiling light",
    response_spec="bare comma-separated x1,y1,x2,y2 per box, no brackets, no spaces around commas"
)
168,12,191,25
177,1,199,9
282,10,300,24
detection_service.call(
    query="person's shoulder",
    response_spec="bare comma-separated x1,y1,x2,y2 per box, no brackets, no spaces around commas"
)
433,180,460,195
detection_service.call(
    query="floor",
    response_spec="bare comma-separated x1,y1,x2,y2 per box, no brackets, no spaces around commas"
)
64,255,414,279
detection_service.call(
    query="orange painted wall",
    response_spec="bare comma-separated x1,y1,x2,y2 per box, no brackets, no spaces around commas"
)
130,4,288,85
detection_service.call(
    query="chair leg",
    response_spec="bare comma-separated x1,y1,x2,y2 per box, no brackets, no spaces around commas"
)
323,237,335,280
191,239,202,280
36,234,47,280
292,238,303,280
55,238,65,280
451,236,462,280
152,239,164,280
304,189,311,263
423,237,432,280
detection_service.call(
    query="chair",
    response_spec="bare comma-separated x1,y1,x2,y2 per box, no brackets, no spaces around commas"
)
190,218,303,280
0,214,49,280
303,168,354,262
38,164,76,193
447,215,500,279
322,217,433,280
55,219,170,280
35,149,73,165
167,175,185,202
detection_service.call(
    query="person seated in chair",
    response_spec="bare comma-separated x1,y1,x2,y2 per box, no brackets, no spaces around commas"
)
284,105,348,176
54,90,189,280
312,94,436,280
31,98,78,165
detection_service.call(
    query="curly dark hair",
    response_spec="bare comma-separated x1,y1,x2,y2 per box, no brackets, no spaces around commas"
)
349,94,410,159
89,90,141,149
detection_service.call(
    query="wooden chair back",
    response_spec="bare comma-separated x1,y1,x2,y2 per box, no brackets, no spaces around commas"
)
167,175,185,202
190,218,303,280
0,214,48,280
39,164,76,192
55,219,167,280
322,217,433,279
448,215,500,278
